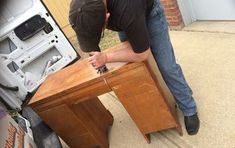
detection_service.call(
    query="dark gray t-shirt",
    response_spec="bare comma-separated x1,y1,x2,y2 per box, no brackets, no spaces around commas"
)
107,0,154,53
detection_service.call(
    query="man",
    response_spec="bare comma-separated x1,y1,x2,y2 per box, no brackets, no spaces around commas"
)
69,0,200,135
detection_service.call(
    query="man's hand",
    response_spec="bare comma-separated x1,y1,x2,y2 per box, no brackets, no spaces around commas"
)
87,42,150,69
88,51,107,69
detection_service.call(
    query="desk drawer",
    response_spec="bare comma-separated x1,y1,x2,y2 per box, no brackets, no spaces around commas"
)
64,80,111,105
32,79,111,112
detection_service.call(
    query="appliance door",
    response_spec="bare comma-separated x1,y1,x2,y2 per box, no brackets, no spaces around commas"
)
0,0,80,110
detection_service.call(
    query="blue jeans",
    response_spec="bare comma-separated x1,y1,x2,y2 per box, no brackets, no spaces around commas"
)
118,0,197,116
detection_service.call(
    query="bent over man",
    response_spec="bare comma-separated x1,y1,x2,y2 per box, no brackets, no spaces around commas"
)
69,0,200,135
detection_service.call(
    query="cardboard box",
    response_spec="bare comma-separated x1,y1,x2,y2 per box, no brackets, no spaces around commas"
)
0,109,37,148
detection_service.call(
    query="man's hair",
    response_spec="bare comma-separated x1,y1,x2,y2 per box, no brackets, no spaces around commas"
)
69,0,106,52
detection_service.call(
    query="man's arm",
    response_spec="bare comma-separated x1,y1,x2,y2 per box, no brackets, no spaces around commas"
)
88,43,150,69
106,47,150,62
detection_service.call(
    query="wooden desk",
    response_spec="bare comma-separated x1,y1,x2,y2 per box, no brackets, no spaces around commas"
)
28,43,182,148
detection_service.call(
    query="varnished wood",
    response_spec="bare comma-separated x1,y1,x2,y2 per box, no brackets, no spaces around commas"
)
28,42,182,146
29,43,130,110
106,63,177,134
38,97,113,148
143,134,151,144
145,53,183,136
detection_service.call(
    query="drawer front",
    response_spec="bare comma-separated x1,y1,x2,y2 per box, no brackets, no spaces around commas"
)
32,79,111,112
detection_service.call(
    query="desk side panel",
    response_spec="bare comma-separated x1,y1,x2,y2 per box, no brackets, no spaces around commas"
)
38,104,98,148
107,64,177,134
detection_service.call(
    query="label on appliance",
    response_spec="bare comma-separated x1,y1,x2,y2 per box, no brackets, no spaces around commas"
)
0,111,37,148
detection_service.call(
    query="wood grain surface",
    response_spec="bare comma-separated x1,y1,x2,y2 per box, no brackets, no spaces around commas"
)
28,42,182,147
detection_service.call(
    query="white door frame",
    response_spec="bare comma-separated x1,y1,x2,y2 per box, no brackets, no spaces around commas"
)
177,0,235,25
176,0,196,25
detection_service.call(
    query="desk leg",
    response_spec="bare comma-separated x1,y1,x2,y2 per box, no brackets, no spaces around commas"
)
174,104,183,136
143,134,151,144
106,109,114,126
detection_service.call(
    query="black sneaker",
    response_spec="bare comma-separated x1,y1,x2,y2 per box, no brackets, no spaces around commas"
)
184,113,200,135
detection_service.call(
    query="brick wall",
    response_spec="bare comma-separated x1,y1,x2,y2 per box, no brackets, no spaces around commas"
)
160,0,183,28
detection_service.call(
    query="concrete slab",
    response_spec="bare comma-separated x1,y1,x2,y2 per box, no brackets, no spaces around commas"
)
98,30,235,148
170,30,235,148
183,21,235,34
62,22,235,147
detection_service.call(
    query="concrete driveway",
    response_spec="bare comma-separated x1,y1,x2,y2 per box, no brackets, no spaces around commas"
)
97,21,235,148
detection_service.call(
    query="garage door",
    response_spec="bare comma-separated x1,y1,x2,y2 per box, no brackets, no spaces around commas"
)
191,0,235,20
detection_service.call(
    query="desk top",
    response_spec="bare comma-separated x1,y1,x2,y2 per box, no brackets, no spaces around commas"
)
28,42,141,107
